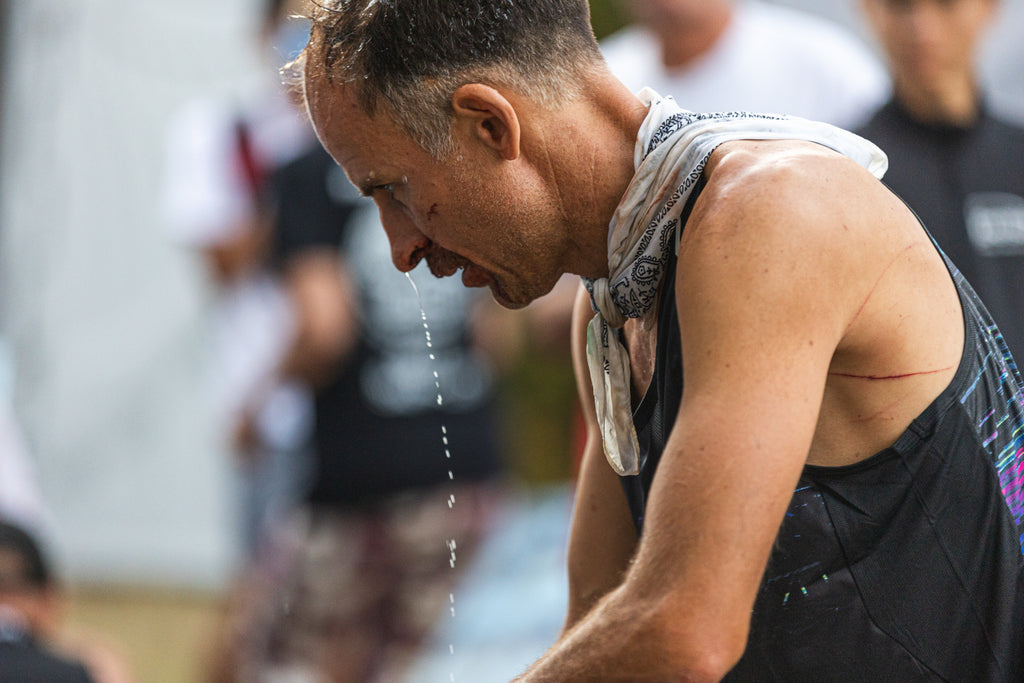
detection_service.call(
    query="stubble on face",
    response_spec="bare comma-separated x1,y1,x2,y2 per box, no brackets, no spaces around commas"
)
307,76,565,310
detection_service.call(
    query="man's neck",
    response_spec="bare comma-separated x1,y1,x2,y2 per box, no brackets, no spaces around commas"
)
554,71,651,279
894,74,981,127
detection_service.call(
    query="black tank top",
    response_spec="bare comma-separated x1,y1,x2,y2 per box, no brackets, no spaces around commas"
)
625,194,1024,680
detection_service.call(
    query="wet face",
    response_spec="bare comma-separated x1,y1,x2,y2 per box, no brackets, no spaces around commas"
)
307,77,567,309
862,0,995,93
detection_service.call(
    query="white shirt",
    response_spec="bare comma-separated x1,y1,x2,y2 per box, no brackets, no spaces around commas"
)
601,2,890,130
159,81,314,451
161,81,313,247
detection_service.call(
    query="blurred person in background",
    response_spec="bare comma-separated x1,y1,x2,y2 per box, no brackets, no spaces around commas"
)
0,345,134,683
601,0,890,129
856,0,1024,362
0,520,133,683
160,0,318,558
205,141,514,682
0,520,93,683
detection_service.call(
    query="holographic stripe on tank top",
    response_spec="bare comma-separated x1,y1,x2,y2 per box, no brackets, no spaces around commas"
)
948,256,1024,556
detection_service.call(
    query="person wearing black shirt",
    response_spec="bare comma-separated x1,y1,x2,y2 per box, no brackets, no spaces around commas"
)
857,0,1024,363
0,520,95,683
208,144,508,683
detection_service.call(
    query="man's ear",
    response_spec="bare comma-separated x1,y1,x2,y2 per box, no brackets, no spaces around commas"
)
451,84,521,161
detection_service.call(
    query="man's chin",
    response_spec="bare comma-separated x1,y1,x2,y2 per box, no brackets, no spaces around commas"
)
488,281,532,310
459,265,532,309
493,291,529,310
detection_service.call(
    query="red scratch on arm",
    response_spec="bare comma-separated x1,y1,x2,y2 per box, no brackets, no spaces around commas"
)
846,242,925,332
853,398,904,423
829,365,955,381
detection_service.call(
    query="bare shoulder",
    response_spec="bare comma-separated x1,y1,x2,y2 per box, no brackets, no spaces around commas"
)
676,141,888,336
694,139,895,245
678,139,931,318
677,138,965,466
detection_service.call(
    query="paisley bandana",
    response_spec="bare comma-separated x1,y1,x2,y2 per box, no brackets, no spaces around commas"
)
583,89,888,476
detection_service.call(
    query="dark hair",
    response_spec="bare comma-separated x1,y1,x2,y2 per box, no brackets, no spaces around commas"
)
0,520,51,592
300,0,604,156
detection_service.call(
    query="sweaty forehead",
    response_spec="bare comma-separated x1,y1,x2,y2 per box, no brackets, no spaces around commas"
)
306,80,366,155
308,75,387,141
305,70,347,134
305,85,398,193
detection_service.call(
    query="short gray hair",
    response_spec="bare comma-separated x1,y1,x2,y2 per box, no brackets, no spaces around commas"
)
294,0,604,157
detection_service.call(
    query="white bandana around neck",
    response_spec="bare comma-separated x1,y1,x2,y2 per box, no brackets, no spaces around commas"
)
582,88,888,476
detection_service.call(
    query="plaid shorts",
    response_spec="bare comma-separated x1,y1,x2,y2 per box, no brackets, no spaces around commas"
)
215,482,501,683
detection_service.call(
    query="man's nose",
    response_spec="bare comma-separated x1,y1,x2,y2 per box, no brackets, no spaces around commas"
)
380,211,430,272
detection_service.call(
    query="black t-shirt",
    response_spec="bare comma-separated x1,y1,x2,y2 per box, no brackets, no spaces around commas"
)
0,628,95,683
271,146,502,508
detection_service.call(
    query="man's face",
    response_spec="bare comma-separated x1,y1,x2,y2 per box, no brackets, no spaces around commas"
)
862,0,995,91
307,80,566,309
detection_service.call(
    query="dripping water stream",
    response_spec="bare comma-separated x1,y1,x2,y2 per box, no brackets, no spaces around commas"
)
406,272,459,681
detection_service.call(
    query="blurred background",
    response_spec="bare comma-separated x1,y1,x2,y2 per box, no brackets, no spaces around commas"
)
0,0,1021,681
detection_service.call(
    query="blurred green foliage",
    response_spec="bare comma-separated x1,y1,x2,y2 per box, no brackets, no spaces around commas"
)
590,0,631,40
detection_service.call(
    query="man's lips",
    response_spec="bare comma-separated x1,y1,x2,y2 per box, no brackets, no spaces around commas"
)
425,248,489,285
423,247,463,278
423,248,501,296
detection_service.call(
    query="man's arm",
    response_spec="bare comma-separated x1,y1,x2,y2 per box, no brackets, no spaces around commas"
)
277,248,360,387
231,247,357,454
519,148,864,681
561,284,639,632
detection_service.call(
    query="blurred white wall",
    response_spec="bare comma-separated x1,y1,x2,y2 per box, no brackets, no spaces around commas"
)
0,0,271,589
0,0,1020,591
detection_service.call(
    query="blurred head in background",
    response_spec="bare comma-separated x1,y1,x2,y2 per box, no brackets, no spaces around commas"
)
619,0,733,69
0,519,60,640
861,0,998,124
